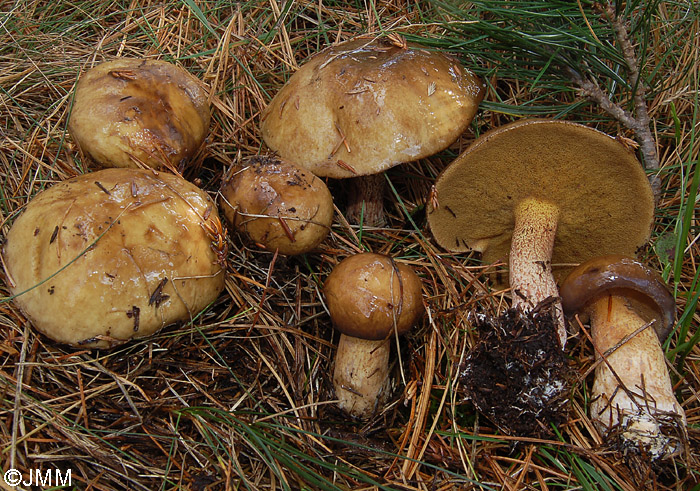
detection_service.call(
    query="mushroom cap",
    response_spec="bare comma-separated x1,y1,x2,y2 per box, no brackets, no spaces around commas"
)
260,36,484,178
219,156,334,255
427,119,655,279
324,253,424,340
68,58,210,170
559,254,676,341
3,168,225,348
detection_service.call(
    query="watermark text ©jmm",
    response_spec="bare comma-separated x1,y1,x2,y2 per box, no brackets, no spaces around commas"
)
4,468,72,488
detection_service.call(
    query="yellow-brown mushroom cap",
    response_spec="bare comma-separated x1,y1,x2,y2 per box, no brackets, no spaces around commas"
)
260,37,484,178
3,168,225,348
68,58,210,170
559,254,676,341
324,253,424,340
427,119,655,280
219,156,334,255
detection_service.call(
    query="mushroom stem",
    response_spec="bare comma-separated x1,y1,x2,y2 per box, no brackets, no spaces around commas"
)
332,334,391,418
510,197,566,346
345,174,386,227
588,294,686,459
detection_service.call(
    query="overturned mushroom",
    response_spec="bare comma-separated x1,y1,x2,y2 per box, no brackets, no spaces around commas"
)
3,168,225,348
560,255,686,461
69,58,210,170
261,35,484,226
324,253,424,418
219,155,334,256
428,119,655,347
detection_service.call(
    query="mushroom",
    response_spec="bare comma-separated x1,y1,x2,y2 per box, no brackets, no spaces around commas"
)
560,255,686,460
427,119,655,347
219,155,334,256
69,58,210,170
261,35,484,226
323,253,424,418
3,168,225,348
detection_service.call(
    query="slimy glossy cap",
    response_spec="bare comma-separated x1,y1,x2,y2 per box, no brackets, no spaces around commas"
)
560,254,675,341
3,168,224,348
324,253,424,340
69,58,210,169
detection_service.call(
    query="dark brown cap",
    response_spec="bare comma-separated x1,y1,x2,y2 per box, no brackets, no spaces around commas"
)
559,254,675,341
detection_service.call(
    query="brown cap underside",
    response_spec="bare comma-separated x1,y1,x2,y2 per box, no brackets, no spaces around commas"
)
427,119,655,278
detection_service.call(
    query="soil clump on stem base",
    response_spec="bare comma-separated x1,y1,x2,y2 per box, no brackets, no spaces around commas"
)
460,300,573,438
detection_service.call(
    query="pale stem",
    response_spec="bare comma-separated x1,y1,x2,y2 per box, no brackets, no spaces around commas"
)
332,333,390,419
588,294,686,459
510,197,566,347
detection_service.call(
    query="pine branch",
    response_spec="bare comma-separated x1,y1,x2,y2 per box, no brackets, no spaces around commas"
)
574,2,661,197
564,61,662,197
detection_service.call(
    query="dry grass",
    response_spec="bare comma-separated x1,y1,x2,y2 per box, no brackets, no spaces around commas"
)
0,1,698,490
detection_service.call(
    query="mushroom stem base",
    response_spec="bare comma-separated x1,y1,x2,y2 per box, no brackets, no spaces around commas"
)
332,334,390,419
589,294,686,460
510,197,565,346
460,305,571,438
345,173,387,227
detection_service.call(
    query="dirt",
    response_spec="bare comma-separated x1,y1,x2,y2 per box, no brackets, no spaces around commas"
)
459,301,573,438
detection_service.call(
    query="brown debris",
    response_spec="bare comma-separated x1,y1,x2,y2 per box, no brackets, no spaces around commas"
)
148,277,170,308
459,301,573,438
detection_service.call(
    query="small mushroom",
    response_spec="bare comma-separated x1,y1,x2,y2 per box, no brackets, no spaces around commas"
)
261,35,484,226
560,255,686,461
323,253,424,418
69,58,210,170
3,168,225,348
428,119,655,346
219,156,334,256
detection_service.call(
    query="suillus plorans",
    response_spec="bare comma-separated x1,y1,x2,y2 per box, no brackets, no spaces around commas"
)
219,155,334,256
429,119,655,436
261,35,484,226
323,253,424,418
560,255,686,461
428,119,655,347
69,58,210,170
3,168,226,348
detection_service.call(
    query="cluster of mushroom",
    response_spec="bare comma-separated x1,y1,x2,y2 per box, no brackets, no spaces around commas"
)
4,58,225,348
4,36,483,424
245,35,485,418
5,55,337,349
3,36,687,466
